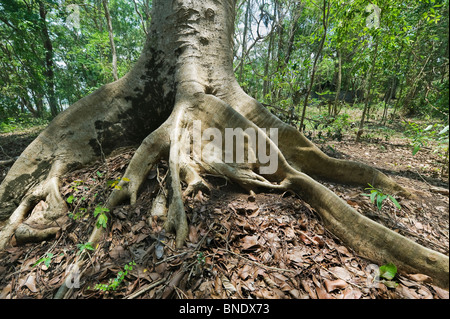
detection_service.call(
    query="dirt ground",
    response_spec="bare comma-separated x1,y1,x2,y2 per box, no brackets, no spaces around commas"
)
0,122,448,300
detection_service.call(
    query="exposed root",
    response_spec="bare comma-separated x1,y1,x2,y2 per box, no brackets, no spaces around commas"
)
0,163,68,249
228,90,412,197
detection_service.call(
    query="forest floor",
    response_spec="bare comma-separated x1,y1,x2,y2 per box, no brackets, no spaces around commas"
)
0,116,448,300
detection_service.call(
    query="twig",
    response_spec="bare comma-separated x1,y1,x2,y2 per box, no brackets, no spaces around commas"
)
125,278,166,299
216,248,296,274
154,251,189,266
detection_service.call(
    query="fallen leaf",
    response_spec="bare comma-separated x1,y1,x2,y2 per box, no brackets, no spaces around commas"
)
240,235,259,250
329,267,352,281
238,264,252,280
406,273,431,283
342,287,362,299
324,279,348,292
315,286,333,299
221,275,237,295
0,284,12,299
431,285,449,299
188,225,199,244
19,275,38,293
289,289,300,299
301,279,317,299
263,274,277,288
282,227,296,240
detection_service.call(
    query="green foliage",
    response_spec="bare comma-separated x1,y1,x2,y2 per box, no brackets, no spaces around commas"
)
379,262,399,288
33,252,54,268
403,121,449,158
0,0,148,122
77,242,95,255
0,114,49,133
362,184,401,211
95,261,136,292
94,205,109,229
197,252,206,265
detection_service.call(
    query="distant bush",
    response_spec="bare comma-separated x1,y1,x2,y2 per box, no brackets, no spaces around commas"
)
0,113,49,133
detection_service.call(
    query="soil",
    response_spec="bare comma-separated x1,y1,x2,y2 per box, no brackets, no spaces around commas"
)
0,121,448,300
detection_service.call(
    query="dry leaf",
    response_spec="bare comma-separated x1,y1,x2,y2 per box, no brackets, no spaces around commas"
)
301,279,317,299
315,286,333,299
343,287,362,299
238,264,252,280
19,275,38,293
240,235,259,250
188,225,199,244
431,285,449,299
329,266,352,281
324,279,348,292
221,275,237,295
263,274,277,288
406,273,431,283
0,284,12,299
289,289,300,299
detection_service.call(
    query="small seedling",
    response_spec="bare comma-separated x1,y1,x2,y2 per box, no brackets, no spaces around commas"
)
33,252,53,268
361,184,401,211
94,205,109,229
197,252,206,265
95,261,136,292
379,262,398,288
77,242,95,255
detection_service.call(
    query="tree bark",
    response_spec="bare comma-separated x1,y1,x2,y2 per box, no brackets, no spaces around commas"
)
0,0,448,293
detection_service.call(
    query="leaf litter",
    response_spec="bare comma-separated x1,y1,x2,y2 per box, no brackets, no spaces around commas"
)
0,140,448,300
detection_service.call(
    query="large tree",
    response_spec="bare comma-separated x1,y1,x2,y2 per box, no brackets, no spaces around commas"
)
0,0,448,295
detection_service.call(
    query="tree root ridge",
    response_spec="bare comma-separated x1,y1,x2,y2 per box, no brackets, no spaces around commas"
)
98,94,449,289
1,90,449,295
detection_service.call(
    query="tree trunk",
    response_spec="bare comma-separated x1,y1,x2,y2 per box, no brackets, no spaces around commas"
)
238,0,251,84
356,38,379,142
102,0,119,81
299,0,329,132
0,0,448,293
333,48,342,118
38,1,58,118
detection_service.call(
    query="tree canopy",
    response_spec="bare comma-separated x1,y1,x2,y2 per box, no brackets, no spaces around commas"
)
0,0,448,125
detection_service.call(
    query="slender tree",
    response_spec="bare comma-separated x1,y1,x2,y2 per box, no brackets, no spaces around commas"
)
102,0,119,81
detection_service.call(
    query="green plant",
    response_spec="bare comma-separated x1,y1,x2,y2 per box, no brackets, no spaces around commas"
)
33,252,53,268
404,121,449,156
95,261,136,292
77,242,95,255
66,180,89,220
197,252,206,265
361,184,401,211
379,262,398,288
94,205,109,229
